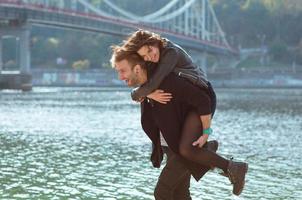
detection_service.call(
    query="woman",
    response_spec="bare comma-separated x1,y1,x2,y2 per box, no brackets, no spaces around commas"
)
118,30,248,195
123,29,216,148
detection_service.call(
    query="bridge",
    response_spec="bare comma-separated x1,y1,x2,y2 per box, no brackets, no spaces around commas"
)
0,0,236,90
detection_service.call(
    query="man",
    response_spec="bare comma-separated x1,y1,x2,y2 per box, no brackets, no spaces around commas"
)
111,44,248,198
111,51,220,199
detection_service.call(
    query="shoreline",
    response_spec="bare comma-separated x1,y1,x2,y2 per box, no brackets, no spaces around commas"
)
0,68,296,90
29,84,302,90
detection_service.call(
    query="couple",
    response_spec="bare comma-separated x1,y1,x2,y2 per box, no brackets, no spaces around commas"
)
110,30,248,199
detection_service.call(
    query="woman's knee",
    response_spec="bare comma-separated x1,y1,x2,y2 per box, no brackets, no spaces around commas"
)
179,144,192,159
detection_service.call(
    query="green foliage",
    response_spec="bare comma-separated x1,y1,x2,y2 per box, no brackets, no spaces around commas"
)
237,57,262,69
31,27,120,69
72,59,90,70
296,39,302,63
4,60,17,69
211,0,302,64
269,39,288,62
299,40,302,56
3,37,17,64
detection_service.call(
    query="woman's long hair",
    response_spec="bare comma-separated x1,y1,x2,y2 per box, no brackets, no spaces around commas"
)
122,29,167,52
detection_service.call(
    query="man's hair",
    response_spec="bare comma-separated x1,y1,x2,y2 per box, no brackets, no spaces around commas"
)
110,45,146,69
122,29,167,52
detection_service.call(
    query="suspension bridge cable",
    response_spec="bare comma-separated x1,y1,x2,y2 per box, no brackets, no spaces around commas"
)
148,0,196,23
102,0,142,21
77,0,114,18
103,0,180,21
136,0,179,20
102,0,196,23
207,0,230,48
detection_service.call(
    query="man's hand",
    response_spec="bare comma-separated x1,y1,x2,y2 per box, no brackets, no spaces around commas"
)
147,89,172,104
192,134,209,148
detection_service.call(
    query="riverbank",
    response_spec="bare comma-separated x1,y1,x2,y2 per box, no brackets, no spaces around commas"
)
30,68,302,88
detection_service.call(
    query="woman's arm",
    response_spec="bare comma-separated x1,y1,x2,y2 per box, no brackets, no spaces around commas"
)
131,49,179,101
147,89,172,104
192,114,212,147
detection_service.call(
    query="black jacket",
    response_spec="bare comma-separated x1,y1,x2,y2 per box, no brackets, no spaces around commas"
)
141,73,212,181
132,40,209,101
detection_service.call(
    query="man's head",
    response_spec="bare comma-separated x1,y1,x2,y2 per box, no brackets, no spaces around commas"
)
111,46,147,87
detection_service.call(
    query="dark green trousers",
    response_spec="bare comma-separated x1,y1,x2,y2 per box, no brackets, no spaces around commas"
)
154,147,192,200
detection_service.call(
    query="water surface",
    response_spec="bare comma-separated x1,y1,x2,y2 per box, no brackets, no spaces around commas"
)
0,87,301,199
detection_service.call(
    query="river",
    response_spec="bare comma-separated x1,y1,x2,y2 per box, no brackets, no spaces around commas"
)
0,87,301,199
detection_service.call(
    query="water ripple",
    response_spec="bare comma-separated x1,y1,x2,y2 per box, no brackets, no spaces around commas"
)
0,87,301,199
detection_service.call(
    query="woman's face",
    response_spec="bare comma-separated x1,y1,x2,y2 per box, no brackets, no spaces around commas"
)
137,45,160,63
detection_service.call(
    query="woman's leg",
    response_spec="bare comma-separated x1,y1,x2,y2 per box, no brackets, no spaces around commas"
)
179,111,248,196
179,111,228,173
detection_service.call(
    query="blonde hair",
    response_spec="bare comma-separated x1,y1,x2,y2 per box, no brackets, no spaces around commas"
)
110,45,145,69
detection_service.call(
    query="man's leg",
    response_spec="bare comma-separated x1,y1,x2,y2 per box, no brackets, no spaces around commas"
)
154,147,192,200
173,170,192,200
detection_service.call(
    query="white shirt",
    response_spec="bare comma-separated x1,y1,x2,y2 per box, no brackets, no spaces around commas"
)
160,132,168,147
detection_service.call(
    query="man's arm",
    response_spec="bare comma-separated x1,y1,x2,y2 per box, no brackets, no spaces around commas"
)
140,101,163,168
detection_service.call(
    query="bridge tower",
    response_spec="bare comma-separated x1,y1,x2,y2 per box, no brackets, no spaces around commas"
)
0,20,32,91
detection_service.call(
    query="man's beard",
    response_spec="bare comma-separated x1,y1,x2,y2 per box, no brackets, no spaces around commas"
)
127,75,141,87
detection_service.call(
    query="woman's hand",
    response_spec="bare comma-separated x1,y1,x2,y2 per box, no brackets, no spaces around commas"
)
192,134,209,148
135,97,145,103
147,89,172,104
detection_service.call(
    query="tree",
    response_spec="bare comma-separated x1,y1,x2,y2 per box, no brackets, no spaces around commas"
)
2,38,17,68
297,38,302,64
72,59,90,70
269,38,288,63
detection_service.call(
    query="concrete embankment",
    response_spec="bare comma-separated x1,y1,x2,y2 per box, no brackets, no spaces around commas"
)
0,72,32,91
29,69,302,88
207,70,302,88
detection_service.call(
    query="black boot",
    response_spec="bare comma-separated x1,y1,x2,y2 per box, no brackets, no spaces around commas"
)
204,140,218,152
227,160,248,195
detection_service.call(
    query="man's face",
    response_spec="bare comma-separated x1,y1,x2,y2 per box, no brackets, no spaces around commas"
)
115,59,140,87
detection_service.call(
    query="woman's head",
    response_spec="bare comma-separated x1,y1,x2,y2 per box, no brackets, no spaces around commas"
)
123,29,167,63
